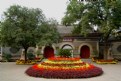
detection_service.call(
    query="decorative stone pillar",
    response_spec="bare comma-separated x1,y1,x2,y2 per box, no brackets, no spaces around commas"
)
20,49,25,60
107,48,114,59
35,45,39,57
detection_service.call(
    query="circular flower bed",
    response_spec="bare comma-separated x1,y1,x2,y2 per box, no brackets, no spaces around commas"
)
25,57,103,79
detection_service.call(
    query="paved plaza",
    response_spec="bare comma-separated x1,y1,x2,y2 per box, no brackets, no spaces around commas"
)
0,59,121,81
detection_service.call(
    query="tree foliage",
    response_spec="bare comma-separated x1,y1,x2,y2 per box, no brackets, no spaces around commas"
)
0,5,60,61
62,0,121,59
62,0,121,39
38,18,60,46
1,5,45,47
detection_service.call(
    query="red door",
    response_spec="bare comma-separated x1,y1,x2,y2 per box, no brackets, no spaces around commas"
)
80,45,90,58
44,46,54,58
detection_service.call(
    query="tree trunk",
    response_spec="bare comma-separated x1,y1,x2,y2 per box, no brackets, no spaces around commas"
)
104,41,109,60
24,47,28,62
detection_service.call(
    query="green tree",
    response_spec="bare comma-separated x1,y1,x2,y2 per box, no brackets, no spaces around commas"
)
0,5,60,61
38,18,60,46
62,0,121,59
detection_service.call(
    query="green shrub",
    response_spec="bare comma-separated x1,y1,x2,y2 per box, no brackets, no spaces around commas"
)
3,53,12,62
93,50,98,57
58,49,71,57
35,50,41,57
27,53,35,60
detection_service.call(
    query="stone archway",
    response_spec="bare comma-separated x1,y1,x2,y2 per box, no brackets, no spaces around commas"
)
80,45,90,58
62,44,73,57
59,42,75,50
44,46,54,58
78,43,93,58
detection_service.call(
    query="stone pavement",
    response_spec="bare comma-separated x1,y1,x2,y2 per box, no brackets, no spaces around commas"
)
0,60,121,81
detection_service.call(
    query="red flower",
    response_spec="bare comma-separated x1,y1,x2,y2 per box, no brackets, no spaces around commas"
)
25,57,103,78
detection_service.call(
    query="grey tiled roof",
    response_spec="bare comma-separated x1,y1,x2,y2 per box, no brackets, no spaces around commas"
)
57,25,74,34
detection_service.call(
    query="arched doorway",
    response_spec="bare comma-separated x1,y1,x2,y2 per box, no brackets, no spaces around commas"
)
62,44,73,57
44,46,54,58
80,45,90,58
62,44,73,49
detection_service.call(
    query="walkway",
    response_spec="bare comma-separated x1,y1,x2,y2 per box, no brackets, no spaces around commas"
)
0,60,121,81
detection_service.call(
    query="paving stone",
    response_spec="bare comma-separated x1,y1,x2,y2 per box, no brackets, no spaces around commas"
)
0,60,121,81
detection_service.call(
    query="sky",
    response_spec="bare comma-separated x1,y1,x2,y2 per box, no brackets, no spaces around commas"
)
0,0,69,24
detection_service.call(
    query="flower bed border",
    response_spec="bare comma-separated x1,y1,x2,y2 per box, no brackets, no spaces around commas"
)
25,57,103,79
16,57,43,65
25,64,103,79
96,59,117,64
92,57,118,64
